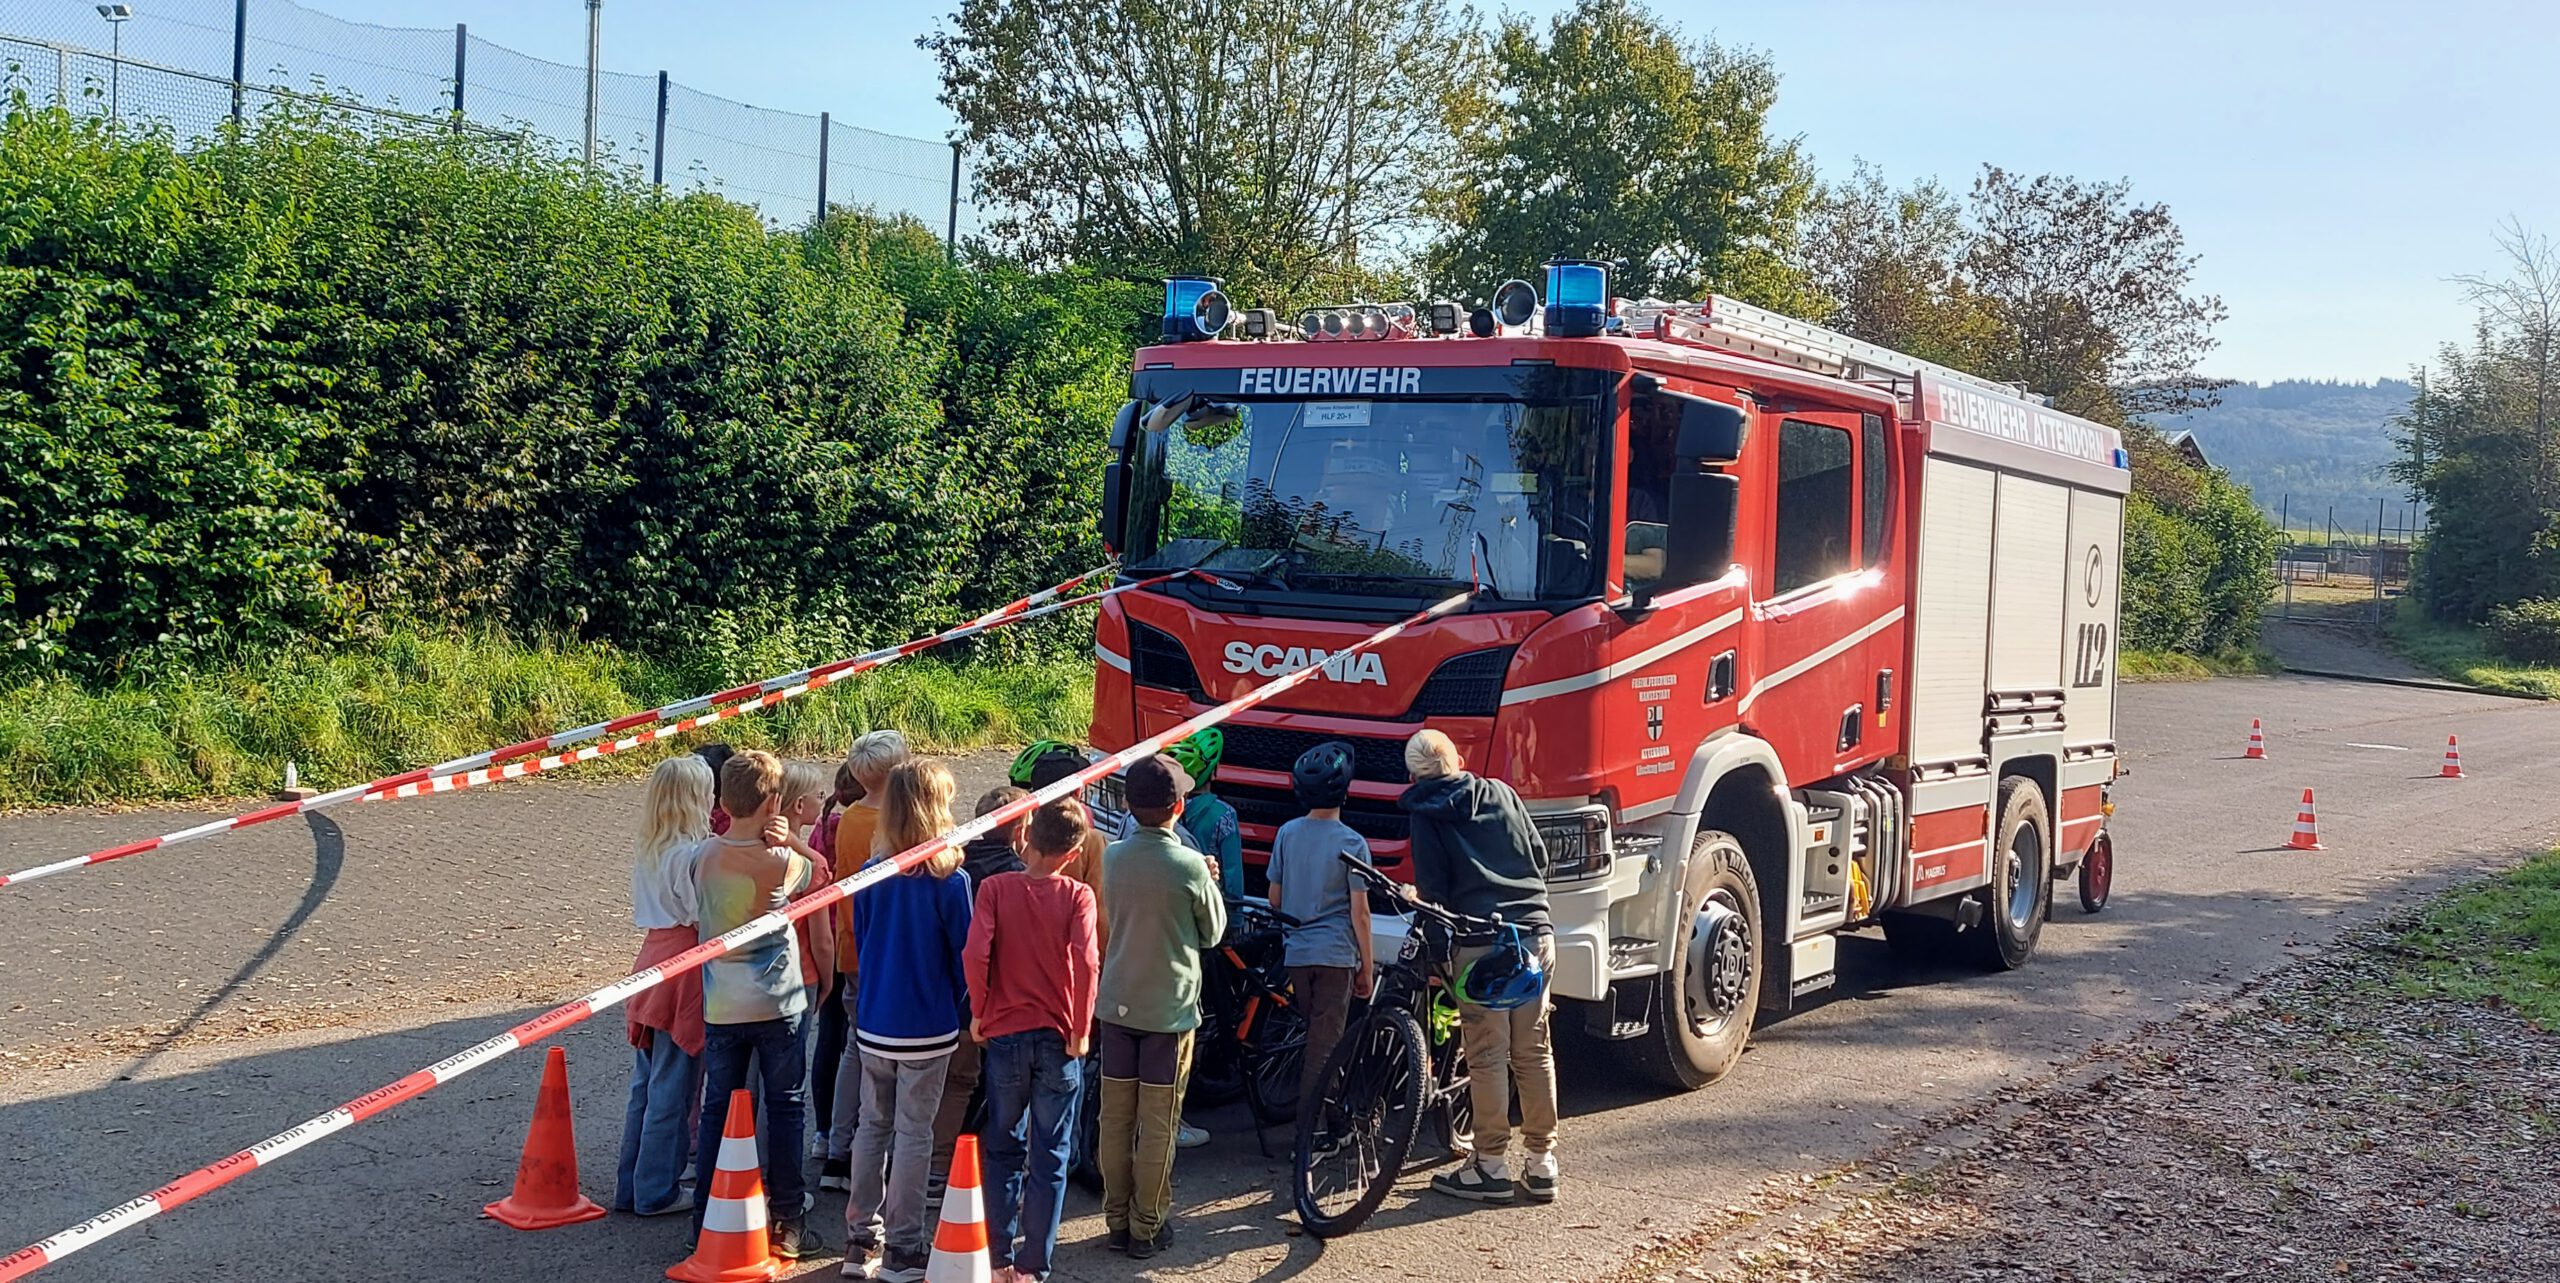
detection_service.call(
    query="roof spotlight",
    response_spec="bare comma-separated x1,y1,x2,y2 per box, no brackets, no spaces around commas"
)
1492,279,1539,329
1241,308,1275,339
1321,310,1346,338
1300,311,1325,339
1427,300,1461,336
1467,307,1497,338
1194,287,1231,337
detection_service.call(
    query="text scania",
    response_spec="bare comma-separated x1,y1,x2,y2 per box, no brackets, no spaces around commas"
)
1238,367,1423,396
1222,641,1389,686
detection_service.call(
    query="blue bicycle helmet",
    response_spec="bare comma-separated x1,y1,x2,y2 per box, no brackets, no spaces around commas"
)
1456,925,1546,1011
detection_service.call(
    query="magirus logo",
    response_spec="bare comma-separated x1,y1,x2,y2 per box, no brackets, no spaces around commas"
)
1221,641,1389,687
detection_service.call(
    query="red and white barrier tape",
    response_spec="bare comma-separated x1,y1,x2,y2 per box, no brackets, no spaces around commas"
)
0,588,1467,1281
0,566,1123,891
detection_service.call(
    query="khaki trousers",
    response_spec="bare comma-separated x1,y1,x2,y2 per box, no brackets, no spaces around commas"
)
1454,935,1558,1164
1096,1024,1194,1239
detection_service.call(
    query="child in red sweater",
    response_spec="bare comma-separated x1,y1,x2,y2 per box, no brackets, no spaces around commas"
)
963,798,1100,1283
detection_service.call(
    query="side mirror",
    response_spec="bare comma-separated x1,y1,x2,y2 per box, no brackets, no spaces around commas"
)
1663,472,1739,587
1100,401,1139,554
1675,398,1747,464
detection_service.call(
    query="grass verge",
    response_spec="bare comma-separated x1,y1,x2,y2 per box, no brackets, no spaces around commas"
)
2381,605,2560,700
2120,646,2278,682
0,628,1095,811
2394,849,2560,1028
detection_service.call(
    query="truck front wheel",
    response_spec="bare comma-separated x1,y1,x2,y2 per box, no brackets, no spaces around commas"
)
1631,830,1761,1090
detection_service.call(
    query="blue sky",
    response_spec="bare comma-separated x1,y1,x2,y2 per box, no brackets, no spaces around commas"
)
274,1,2560,382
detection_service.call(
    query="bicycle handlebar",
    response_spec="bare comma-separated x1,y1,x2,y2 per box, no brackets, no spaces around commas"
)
1335,851,1502,934
1224,896,1305,931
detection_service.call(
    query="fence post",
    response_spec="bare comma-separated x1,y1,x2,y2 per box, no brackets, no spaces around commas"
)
55,45,67,110
651,71,668,187
815,111,830,221
230,0,247,124
946,141,961,261
450,23,467,131
582,0,601,165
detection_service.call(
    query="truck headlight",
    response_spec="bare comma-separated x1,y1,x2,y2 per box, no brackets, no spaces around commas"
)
1535,806,1612,882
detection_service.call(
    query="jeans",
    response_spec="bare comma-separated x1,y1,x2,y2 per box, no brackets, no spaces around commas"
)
691,1013,811,1235
845,1049,951,1257
1455,936,1558,1165
980,1030,1083,1276
812,975,849,1139
614,1035,700,1214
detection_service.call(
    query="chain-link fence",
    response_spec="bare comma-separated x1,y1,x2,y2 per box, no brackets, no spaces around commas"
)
0,0,959,233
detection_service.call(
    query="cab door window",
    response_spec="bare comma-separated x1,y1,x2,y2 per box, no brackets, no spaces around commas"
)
1773,419,1854,594
1622,390,1679,591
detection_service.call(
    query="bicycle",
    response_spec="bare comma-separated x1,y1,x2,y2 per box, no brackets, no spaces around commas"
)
1289,854,1481,1238
1068,897,1311,1188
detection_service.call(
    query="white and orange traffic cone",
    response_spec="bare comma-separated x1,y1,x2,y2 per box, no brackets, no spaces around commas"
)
925,1133,992,1283
667,1089,778,1283
483,1045,609,1230
2286,788,2325,851
2244,718,2268,760
2440,735,2466,779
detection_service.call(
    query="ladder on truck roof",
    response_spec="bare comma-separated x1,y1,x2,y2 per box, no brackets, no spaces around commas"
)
1619,295,2039,405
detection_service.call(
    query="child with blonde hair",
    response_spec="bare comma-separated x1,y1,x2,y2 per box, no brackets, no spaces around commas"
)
843,760,973,1283
821,730,911,1188
614,754,713,1217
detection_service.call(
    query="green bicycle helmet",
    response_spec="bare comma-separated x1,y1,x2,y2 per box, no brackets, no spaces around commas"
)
1010,739,1080,788
1167,728,1224,788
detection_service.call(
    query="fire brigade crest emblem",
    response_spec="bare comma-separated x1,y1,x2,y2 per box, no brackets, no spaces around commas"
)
1646,704,1664,741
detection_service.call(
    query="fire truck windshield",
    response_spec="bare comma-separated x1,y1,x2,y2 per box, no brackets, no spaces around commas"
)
1124,396,1603,601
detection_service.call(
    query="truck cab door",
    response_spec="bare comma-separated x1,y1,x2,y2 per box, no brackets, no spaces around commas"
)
1743,408,1903,783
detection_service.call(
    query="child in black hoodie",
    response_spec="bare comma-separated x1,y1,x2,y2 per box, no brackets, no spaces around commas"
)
1398,729,1557,1206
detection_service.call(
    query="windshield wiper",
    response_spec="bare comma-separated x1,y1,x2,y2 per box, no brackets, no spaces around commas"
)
1472,531,1507,601
1292,571,1478,595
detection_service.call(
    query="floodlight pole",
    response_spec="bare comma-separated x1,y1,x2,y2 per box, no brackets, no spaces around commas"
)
582,0,602,165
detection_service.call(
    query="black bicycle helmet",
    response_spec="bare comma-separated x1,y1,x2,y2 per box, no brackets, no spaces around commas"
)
1291,740,1358,810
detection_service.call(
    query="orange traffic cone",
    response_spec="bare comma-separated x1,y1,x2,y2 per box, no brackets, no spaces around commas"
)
483,1045,608,1231
2244,718,2268,760
2440,735,2466,779
925,1133,992,1283
2286,788,2325,851
667,1090,778,1283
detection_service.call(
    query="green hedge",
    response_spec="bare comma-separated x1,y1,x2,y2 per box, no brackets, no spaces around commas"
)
0,101,1148,680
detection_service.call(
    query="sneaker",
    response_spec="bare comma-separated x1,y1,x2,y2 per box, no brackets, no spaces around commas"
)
1129,1232,1163,1261
1521,1151,1558,1202
1430,1160,1516,1204
770,1216,825,1261
1175,1122,1210,1150
633,1189,695,1218
1106,1226,1132,1253
990,1268,1017,1283
810,1128,831,1159
840,1239,881,1279
818,1156,851,1192
877,1247,931,1283
924,1169,948,1207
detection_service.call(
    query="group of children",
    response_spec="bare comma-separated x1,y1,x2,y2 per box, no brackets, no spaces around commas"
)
608,722,1556,1279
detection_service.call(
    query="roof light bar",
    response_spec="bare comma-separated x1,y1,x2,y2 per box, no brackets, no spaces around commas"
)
1298,302,1417,342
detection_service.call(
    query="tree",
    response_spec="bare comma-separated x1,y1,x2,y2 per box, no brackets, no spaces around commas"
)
1962,167,2228,425
1424,0,1815,311
2451,218,2560,494
923,0,1478,303
1801,162,2001,369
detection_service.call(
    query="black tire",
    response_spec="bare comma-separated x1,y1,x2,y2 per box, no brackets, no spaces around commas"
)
1291,1009,1428,1239
1068,1052,1103,1193
1628,829,1761,1091
1879,909,1966,963
1242,1000,1308,1125
1974,777,2052,970
2077,830,2113,914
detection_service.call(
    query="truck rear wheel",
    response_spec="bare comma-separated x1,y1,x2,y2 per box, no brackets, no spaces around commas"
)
1631,830,1761,1091
1974,777,2052,970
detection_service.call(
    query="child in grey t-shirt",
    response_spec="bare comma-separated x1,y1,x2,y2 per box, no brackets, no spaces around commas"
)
1267,745,1377,1100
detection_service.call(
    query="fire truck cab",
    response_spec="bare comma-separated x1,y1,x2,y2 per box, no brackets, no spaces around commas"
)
1090,267,2127,1087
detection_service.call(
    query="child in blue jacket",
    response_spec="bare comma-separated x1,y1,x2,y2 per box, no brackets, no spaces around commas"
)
843,760,973,1283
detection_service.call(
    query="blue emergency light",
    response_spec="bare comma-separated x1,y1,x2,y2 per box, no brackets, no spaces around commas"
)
1162,277,1230,342
1544,260,1608,338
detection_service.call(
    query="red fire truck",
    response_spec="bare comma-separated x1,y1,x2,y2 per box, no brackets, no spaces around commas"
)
1088,265,2125,1088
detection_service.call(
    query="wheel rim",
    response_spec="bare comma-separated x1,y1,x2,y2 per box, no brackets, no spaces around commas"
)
2084,835,2113,905
1683,890,1751,1037
1299,1023,1415,1224
2005,821,2043,929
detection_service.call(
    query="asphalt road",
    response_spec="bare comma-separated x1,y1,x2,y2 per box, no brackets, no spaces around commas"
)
2,676,2555,1283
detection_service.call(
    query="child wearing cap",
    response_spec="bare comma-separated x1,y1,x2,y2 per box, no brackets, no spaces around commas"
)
1093,753,1227,1260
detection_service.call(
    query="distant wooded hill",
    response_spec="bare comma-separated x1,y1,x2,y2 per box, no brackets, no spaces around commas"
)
2155,379,2418,527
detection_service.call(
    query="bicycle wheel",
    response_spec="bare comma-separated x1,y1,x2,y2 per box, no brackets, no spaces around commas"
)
1243,1000,1309,1125
1291,1008,1428,1238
